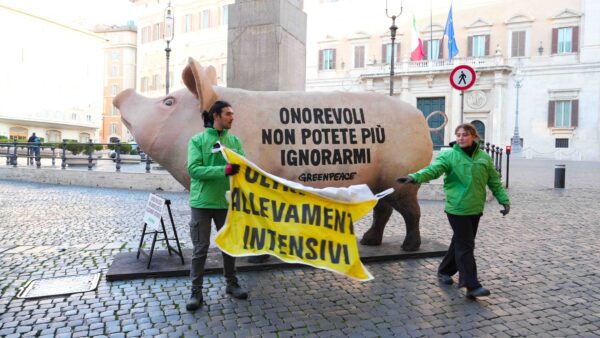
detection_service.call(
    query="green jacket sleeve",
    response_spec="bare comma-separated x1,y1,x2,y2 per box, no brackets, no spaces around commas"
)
486,156,510,205
187,137,226,181
408,152,449,184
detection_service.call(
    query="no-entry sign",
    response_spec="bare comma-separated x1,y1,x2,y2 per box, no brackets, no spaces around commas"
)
450,65,476,90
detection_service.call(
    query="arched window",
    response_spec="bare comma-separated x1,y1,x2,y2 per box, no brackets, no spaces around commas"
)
79,133,91,143
46,130,62,143
471,120,486,141
9,127,28,140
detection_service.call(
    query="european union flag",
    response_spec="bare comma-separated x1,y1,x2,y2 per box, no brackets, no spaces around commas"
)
444,3,459,60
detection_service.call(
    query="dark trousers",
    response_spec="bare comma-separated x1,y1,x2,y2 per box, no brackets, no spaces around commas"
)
189,208,237,289
438,213,482,289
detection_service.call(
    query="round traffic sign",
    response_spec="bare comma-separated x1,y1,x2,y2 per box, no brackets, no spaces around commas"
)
449,65,476,91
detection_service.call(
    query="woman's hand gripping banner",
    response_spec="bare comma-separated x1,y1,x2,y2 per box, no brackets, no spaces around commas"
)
215,146,393,281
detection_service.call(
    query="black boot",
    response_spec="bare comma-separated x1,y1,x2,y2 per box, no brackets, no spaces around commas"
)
186,287,203,311
226,279,248,299
248,254,270,264
466,286,491,299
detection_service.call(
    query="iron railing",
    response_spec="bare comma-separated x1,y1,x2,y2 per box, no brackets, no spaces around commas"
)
0,140,153,173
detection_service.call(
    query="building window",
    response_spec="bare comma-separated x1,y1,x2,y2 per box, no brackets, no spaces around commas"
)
110,123,118,135
110,85,119,96
184,14,193,32
141,77,149,92
558,27,572,53
111,51,120,61
71,113,77,120
221,5,228,26
153,74,161,90
111,65,119,77
511,31,526,57
221,63,227,83
354,45,365,68
153,23,163,41
79,133,90,143
110,105,119,116
555,101,571,127
555,138,569,148
381,43,400,64
469,35,488,57
319,48,336,70
86,115,92,122
424,40,441,60
201,10,211,29
548,100,578,128
46,130,61,143
141,26,150,43
552,27,579,54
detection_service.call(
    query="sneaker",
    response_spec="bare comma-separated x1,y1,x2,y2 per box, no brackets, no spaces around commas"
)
226,281,248,299
437,273,454,285
466,287,491,299
185,288,203,311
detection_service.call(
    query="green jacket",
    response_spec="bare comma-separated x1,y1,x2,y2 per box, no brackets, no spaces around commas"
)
187,128,245,209
409,143,510,215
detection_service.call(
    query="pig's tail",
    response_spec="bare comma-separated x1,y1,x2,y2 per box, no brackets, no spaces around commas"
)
202,110,213,128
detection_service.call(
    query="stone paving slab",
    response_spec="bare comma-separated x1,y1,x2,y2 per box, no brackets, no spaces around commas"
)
106,237,447,281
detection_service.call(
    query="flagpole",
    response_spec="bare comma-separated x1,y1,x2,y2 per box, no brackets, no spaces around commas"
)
430,0,433,60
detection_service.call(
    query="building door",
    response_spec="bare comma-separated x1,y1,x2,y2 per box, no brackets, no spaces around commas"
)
471,120,486,142
417,97,445,149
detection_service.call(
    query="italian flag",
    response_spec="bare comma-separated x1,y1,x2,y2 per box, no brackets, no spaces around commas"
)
411,15,425,61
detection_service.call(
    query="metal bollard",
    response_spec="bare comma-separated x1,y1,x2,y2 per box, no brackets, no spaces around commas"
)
554,164,566,189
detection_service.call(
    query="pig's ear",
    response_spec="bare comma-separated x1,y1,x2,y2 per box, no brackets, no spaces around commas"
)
182,57,218,112
205,66,218,86
182,63,198,98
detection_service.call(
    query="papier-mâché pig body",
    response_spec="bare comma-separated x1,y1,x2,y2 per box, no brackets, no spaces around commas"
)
114,57,434,251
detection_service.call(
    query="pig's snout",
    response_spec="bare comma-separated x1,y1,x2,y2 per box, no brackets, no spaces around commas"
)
113,88,135,109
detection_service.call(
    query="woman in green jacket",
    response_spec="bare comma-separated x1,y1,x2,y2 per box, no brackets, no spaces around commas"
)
398,123,510,299
185,101,248,312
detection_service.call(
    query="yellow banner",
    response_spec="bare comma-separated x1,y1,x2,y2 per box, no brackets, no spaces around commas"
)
215,147,382,281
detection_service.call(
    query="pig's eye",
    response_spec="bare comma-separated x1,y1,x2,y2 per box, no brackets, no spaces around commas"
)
163,97,175,106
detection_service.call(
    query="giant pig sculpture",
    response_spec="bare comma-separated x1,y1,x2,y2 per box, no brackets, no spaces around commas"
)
114,57,439,251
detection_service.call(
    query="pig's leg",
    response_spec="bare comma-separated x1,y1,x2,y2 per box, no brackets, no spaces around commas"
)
360,200,393,246
387,186,421,251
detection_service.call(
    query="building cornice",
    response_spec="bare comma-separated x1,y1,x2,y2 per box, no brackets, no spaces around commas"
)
0,116,99,131
0,3,107,42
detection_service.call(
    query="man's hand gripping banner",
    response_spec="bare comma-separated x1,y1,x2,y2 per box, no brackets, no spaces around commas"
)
215,146,392,281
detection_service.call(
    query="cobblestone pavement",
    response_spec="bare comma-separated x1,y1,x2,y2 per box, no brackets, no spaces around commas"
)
1,158,600,337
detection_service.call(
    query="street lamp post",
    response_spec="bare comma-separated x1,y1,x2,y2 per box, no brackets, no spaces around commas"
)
385,0,403,96
511,65,524,153
164,2,175,95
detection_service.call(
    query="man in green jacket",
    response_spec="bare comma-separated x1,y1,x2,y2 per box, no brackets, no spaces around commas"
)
398,123,510,299
186,100,248,312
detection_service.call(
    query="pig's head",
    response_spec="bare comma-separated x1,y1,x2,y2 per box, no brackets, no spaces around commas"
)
113,57,218,189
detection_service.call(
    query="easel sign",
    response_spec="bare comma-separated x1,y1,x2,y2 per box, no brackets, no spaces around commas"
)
137,194,185,269
143,194,166,231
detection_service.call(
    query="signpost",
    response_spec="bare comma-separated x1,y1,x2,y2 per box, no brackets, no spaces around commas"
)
143,194,166,231
449,65,477,123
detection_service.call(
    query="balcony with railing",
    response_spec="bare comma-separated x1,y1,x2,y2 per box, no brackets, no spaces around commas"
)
359,55,509,78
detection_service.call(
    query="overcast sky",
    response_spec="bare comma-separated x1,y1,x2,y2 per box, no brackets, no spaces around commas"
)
2,0,138,28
